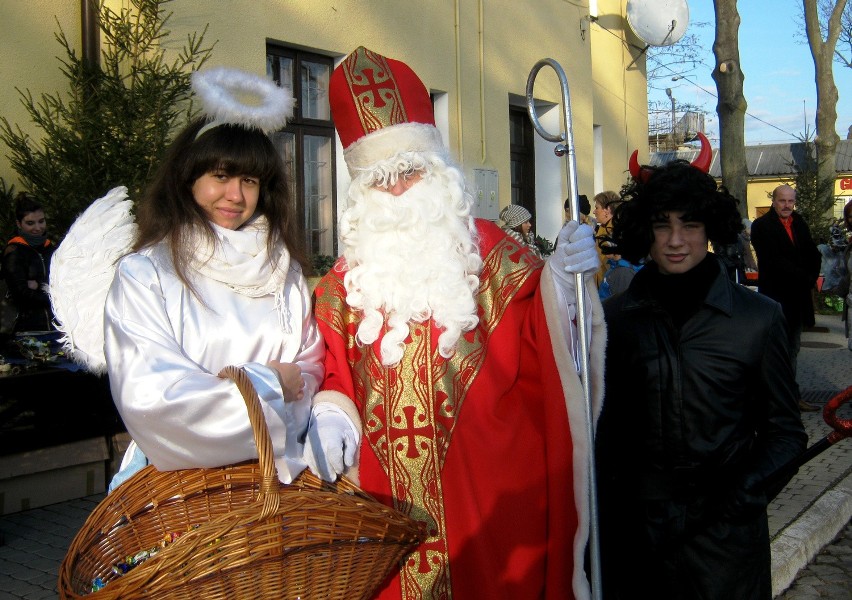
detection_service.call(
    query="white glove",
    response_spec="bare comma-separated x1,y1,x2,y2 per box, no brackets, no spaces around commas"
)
549,221,597,370
549,221,598,295
303,403,359,482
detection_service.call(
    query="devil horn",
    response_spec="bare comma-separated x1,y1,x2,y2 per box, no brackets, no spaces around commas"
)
629,149,641,180
629,149,654,183
690,132,712,173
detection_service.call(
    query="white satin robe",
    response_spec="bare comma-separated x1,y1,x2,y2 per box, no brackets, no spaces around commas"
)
104,242,324,483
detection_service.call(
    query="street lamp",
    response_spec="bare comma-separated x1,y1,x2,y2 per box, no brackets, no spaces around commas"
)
665,87,677,148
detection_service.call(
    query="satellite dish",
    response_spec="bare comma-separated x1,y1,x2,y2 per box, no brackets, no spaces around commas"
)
626,0,689,47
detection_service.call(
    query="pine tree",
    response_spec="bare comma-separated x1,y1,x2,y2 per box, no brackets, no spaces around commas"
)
0,0,214,241
789,134,836,246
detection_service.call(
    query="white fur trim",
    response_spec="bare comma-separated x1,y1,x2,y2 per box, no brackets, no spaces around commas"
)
192,67,295,134
540,265,606,600
313,389,363,485
344,122,444,176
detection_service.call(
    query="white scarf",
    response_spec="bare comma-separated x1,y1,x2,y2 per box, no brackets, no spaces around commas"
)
190,215,293,331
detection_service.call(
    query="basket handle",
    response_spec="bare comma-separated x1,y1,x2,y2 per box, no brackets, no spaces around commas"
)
218,365,281,519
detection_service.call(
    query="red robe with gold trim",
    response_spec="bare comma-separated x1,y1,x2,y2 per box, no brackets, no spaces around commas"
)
313,219,604,600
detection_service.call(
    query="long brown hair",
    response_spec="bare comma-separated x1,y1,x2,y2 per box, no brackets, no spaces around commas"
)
133,118,309,292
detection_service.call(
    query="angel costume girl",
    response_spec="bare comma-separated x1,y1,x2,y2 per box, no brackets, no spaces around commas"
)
104,212,324,486
50,68,358,491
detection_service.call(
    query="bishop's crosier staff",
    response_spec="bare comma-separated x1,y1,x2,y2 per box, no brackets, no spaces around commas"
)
525,57,601,600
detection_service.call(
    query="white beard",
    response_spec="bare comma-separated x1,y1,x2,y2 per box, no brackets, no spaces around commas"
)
339,164,482,366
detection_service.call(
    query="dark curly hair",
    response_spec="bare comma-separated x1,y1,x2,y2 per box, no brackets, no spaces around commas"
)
611,160,743,264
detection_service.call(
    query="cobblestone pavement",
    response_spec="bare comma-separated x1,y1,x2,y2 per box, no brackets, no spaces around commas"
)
771,313,852,599
777,520,852,599
770,315,852,600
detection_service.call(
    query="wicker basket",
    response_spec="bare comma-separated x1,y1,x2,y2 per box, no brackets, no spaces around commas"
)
58,366,424,599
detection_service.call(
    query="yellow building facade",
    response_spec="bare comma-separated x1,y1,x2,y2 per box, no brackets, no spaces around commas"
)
747,177,852,221
1,0,648,246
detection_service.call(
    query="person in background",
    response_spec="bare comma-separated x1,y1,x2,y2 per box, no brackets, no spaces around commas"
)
558,195,593,255
499,203,542,257
51,67,339,491
592,190,620,286
597,159,807,599
711,217,756,285
589,190,641,300
310,45,604,600
597,253,642,300
750,184,822,412
566,194,594,227
2,193,57,333
741,217,758,273
816,219,848,302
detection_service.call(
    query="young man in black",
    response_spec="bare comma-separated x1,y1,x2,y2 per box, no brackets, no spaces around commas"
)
596,160,807,599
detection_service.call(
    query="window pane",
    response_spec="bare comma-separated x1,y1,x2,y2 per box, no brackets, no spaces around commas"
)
270,131,295,185
303,134,333,256
510,113,524,146
301,61,330,120
267,55,294,96
511,159,522,182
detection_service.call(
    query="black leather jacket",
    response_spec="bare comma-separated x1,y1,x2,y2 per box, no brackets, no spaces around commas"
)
597,257,807,505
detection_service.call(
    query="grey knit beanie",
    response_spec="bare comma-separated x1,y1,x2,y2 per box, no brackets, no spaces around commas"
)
500,204,532,229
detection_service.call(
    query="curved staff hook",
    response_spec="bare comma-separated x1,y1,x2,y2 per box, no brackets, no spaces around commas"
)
525,58,601,600
761,385,852,494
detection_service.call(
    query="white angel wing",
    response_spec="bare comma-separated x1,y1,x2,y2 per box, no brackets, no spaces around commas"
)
49,186,137,374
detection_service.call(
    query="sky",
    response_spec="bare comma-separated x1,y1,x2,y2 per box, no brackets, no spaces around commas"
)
645,0,852,147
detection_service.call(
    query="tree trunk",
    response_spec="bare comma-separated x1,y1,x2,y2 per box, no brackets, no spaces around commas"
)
804,0,848,214
711,0,749,219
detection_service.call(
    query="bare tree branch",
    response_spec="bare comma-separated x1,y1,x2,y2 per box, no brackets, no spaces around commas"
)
804,0,847,212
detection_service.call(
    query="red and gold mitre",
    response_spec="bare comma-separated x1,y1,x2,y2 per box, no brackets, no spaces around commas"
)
329,46,444,174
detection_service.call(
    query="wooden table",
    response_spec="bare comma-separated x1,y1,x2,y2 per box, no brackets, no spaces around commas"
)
0,359,123,456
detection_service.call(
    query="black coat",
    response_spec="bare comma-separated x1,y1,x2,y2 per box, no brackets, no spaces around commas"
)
750,209,821,330
596,256,807,599
2,238,56,333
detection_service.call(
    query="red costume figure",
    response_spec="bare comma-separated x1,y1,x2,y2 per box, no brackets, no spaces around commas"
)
309,46,604,600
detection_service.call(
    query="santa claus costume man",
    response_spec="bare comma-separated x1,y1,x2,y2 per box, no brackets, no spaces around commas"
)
303,46,605,600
